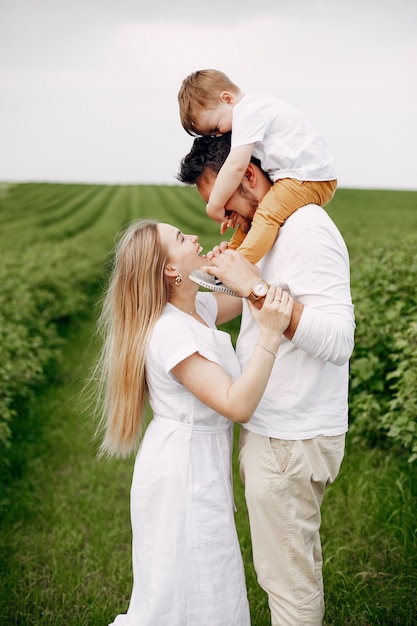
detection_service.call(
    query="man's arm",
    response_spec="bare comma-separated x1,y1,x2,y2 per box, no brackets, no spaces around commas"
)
201,231,355,365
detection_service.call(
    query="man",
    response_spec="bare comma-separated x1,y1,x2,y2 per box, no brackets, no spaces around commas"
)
178,133,355,626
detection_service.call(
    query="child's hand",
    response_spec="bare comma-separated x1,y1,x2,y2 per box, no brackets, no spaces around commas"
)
220,211,238,235
205,240,230,262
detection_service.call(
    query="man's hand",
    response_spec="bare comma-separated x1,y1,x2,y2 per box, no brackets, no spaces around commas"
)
202,247,303,340
200,248,260,297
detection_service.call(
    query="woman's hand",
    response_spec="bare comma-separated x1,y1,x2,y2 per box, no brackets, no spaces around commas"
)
249,286,293,338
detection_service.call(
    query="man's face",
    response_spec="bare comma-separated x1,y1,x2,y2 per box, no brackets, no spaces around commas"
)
196,169,259,234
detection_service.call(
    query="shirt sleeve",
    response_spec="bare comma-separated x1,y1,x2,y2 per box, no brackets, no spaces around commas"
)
284,220,355,365
231,94,270,147
292,304,355,365
150,306,221,374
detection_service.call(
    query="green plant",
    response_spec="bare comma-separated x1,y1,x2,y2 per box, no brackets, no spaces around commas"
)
347,238,417,461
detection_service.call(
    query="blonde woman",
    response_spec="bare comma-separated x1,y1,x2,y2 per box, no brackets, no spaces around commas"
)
95,219,292,626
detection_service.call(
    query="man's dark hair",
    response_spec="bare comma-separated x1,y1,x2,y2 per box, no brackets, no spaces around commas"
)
177,133,232,184
177,132,267,185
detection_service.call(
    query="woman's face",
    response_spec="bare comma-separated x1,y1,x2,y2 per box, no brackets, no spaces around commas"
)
157,223,204,275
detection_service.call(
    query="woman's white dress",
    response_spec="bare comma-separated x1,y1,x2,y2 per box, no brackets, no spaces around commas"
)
109,293,250,626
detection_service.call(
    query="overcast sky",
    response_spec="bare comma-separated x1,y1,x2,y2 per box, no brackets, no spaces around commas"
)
1,0,416,190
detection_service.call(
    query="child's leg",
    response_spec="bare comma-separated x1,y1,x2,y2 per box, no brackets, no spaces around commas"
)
228,226,247,250
292,179,338,207
237,179,338,264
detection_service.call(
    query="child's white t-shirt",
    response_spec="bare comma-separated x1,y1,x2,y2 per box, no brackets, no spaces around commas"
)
231,91,337,182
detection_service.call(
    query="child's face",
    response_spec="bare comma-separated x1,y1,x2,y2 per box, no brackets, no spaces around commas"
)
194,99,233,137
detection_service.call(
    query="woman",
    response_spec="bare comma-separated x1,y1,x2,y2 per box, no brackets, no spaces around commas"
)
95,219,293,626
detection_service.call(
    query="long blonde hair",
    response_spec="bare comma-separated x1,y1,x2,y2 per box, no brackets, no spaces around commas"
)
95,219,169,457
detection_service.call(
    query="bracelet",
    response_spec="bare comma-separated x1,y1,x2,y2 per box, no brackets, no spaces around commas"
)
256,343,277,359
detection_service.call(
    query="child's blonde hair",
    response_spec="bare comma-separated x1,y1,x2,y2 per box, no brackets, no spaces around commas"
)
178,69,240,135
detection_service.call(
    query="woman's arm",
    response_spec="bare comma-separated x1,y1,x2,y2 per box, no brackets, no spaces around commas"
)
172,288,293,423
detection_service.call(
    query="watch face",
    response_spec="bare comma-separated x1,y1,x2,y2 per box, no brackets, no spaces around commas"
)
253,281,268,297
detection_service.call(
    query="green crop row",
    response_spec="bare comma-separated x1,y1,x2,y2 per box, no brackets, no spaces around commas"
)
327,189,417,462
346,238,417,462
0,184,134,466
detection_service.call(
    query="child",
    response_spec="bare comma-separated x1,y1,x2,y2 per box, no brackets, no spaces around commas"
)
178,68,337,293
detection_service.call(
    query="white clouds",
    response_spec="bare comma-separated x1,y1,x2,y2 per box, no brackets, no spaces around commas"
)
0,1,416,188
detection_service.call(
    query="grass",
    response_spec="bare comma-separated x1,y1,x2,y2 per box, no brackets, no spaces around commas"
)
1,310,416,625
321,448,417,625
1,313,135,625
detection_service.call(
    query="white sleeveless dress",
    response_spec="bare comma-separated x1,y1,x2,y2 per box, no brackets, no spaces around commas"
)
109,293,250,626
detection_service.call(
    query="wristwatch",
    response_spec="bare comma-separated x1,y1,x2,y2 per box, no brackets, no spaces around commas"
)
247,279,270,309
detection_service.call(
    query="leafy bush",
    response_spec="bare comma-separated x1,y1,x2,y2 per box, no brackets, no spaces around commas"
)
348,237,417,462
0,184,133,467
0,260,60,460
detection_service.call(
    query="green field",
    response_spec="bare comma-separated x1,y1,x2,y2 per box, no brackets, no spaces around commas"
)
1,183,417,624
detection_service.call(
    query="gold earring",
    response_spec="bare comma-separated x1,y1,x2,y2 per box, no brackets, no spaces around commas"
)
174,273,183,286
